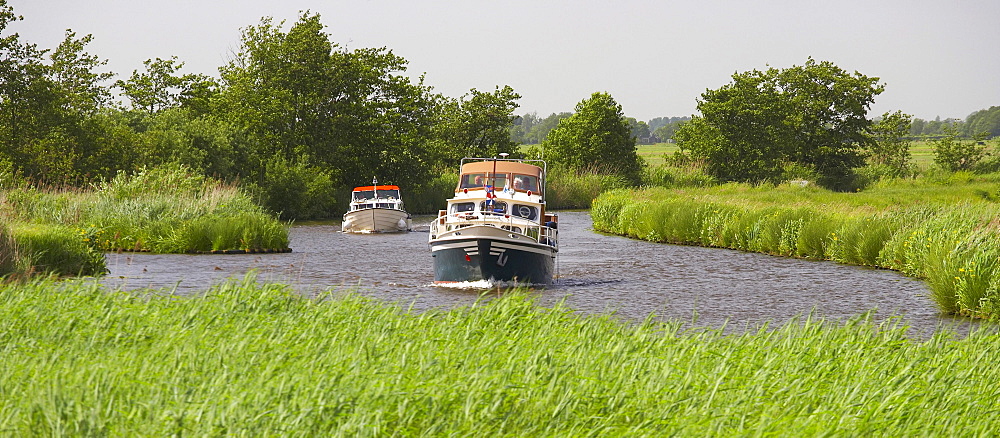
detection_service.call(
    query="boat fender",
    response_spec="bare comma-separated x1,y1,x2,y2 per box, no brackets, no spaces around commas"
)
397,218,408,230
545,221,558,229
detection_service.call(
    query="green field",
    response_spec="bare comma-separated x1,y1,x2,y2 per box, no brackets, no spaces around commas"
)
636,139,998,170
636,143,681,166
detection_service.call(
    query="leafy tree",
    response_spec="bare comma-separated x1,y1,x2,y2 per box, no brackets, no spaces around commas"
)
0,1,54,176
50,30,114,115
215,12,437,215
430,85,521,163
867,110,913,176
675,59,883,189
116,57,213,114
542,92,642,184
933,125,987,171
1,2,119,183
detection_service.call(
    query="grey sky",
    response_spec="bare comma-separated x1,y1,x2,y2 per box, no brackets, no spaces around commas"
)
9,0,1000,122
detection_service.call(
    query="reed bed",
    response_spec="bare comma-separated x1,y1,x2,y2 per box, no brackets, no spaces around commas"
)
1,276,998,435
546,167,630,209
592,180,1000,319
1,166,289,255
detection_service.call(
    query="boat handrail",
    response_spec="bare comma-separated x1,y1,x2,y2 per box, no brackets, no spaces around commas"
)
429,211,558,249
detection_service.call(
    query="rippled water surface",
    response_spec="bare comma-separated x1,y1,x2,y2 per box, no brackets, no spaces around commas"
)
103,211,975,336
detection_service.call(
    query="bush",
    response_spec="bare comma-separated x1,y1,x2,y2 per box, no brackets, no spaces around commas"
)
8,223,106,276
250,157,339,220
405,173,459,215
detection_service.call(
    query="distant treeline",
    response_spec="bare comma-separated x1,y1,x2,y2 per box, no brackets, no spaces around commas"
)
511,113,691,145
512,108,1000,146
908,107,1000,138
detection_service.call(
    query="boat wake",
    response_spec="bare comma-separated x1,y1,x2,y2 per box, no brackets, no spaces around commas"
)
431,279,541,290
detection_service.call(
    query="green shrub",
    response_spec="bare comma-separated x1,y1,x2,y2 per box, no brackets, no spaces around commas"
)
8,223,105,276
405,173,459,215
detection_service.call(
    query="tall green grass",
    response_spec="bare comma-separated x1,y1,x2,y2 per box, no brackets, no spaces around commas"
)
546,167,631,209
2,276,1000,435
2,165,289,254
0,218,105,278
0,220,22,276
592,180,1000,319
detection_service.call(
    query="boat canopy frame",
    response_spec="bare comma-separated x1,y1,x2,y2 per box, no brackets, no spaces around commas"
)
458,157,547,196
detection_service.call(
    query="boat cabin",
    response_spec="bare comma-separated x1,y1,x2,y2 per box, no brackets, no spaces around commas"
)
350,185,404,211
456,161,543,195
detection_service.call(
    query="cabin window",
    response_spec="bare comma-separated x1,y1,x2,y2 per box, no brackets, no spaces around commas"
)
512,174,539,192
450,202,475,214
352,189,399,200
460,173,487,188
486,173,508,191
376,203,392,209
479,201,507,214
512,204,537,220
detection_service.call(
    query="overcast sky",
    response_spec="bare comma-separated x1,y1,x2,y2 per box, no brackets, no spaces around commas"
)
8,0,1000,122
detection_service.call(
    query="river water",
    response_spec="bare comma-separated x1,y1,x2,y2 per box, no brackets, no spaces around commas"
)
102,211,975,337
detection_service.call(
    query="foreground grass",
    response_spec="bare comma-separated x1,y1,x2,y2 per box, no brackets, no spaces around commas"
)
1,276,998,435
592,177,1000,319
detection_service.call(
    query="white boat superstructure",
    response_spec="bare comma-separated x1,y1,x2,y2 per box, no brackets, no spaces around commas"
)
428,157,558,284
342,184,412,233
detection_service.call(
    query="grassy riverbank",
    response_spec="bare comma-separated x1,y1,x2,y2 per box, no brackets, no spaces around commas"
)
1,276,997,435
592,176,1000,319
2,165,288,255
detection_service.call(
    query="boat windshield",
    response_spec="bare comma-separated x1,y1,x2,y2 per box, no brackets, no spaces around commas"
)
353,189,400,201
459,173,508,189
511,174,539,192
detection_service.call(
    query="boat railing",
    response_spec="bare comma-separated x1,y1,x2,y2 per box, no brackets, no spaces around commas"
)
430,210,558,249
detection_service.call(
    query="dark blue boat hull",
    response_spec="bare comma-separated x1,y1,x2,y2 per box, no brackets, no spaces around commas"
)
430,237,556,284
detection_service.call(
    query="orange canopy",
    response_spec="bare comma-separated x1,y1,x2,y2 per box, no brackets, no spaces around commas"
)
352,185,400,192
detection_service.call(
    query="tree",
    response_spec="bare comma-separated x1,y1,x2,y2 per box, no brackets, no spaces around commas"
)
1,1,121,183
933,125,987,171
116,57,212,114
867,111,913,177
675,59,883,189
50,30,114,115
214,12,437,216
429,85,521,163
542,92,642,183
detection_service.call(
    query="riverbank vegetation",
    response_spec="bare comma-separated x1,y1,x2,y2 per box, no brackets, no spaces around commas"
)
591,174,1000,319
1,275,998,435
1,165,288,278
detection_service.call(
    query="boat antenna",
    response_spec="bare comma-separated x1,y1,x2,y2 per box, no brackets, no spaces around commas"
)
493,153,509,188
372,176,378,230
